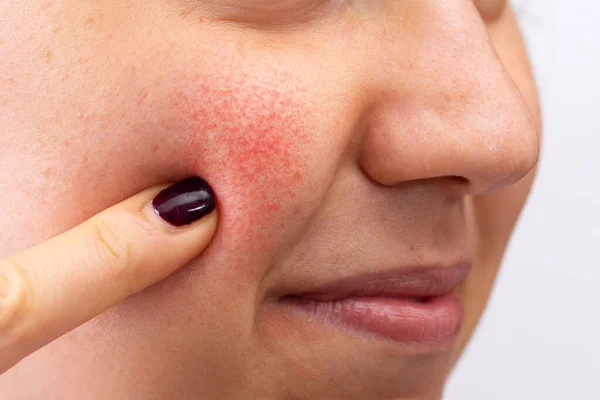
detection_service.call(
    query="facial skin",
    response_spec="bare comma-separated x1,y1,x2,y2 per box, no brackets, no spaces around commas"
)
0,0,540,399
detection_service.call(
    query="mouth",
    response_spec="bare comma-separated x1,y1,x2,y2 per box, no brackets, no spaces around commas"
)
277,263,470,348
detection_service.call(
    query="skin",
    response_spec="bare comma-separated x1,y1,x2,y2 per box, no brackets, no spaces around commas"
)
0,0,541,399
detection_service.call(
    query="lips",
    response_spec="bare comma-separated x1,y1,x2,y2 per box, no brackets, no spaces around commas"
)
287,264,471,301
279,263,471,347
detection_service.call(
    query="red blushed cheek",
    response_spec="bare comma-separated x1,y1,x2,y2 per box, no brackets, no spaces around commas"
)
166,71,313,275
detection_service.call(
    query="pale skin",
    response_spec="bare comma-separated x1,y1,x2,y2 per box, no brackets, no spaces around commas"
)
0,0,541,399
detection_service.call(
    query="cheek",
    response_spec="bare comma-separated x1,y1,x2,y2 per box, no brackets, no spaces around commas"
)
165,71,315,277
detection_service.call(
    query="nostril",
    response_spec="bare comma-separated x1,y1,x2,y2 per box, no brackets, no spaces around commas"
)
450,176,470,186
435,176,472,196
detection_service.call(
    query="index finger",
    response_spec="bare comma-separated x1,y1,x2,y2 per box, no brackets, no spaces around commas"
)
0,178,218,373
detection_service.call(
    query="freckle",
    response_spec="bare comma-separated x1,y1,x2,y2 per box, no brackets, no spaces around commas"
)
43,168,52,177
410,245,416,252
65,331,80,344
43,48,53,61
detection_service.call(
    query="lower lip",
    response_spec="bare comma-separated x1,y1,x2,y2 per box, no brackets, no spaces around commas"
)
281,293,463,346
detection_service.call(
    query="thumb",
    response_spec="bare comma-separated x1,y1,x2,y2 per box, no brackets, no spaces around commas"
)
0,177,218,373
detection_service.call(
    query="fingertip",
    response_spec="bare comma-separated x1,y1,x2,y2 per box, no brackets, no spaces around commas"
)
141,177,219,234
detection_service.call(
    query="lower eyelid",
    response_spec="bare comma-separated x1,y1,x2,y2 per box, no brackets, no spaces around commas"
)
192,0,344,27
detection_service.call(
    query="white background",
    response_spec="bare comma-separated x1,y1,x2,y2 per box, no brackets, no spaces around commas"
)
447,1,600,399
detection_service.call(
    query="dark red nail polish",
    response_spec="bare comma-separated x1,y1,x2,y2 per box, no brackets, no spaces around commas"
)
152,177,216,227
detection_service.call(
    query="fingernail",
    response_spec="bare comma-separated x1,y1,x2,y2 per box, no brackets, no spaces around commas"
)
152,177,216,227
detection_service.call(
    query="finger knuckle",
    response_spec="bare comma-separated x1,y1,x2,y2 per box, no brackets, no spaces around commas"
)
90,217,133,279
0,260,31,341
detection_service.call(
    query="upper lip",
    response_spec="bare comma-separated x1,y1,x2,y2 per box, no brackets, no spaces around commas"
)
288,263,471,301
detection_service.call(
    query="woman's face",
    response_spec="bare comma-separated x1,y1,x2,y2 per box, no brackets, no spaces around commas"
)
0,0,540,398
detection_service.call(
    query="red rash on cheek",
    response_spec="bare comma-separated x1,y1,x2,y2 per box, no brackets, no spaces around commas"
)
168,71,312,275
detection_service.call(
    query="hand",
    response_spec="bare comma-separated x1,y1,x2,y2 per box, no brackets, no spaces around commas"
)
0,177,218,374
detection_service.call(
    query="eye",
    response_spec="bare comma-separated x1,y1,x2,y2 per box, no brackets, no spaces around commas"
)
195,0,340,26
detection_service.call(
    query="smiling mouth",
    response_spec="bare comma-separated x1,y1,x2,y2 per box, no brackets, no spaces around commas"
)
277,263,470,347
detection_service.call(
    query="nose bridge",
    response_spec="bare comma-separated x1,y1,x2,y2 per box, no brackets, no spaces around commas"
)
359,2,539,194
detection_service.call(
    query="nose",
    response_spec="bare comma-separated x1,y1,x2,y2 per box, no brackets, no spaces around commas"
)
358,2,540,194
